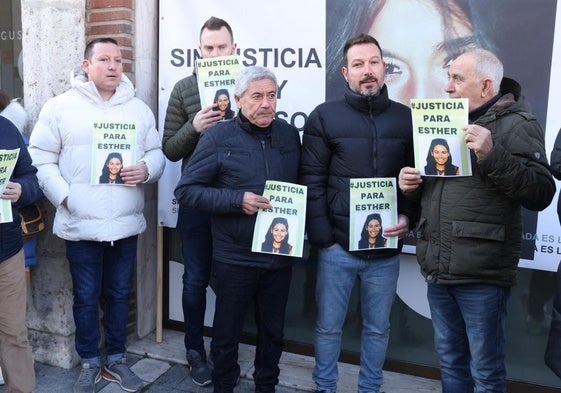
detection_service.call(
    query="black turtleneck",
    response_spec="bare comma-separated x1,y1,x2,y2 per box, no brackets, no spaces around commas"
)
238,111,273,137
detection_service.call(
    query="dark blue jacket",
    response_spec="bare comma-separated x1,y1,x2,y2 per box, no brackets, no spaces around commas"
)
0,116,41,263
174,115,301,269
300,85,416,259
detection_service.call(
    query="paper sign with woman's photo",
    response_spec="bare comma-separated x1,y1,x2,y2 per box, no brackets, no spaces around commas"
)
411,98,471,177
349,178,398,251
0,148,20,223
91,121,136,185
251,180,307,258
197,54,241,120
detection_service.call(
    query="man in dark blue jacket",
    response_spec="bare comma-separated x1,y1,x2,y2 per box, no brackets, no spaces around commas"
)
175,66,301,393
0,116,41,393
300,34,416,393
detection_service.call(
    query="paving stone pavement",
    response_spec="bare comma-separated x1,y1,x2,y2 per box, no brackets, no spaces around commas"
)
0,353,307,393
0,353,441,393
0,330,441,392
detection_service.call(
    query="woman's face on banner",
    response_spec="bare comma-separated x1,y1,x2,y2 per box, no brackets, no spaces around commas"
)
366,218,382,239
272,223,288,243
368,0,475,104
107,157,123,175
431,144,450,166
217,93,229,111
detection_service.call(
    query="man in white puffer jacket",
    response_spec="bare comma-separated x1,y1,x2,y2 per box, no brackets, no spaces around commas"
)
29,37,165,393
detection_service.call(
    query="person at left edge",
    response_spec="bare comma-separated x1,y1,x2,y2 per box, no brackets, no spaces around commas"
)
175,66,301,393
29,37,165,393
0,116,41,393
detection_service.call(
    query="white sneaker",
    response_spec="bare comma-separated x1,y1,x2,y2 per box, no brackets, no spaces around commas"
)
0,366,5,385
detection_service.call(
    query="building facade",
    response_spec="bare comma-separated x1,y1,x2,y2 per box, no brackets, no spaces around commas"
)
4,1,561,391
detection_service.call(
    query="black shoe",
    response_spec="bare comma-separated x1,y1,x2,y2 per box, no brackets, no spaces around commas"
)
255,384,275,393
187,349,212,386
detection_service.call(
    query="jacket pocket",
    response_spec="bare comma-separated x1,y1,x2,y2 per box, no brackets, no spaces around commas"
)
449,220,506,275
221,149,255,183
451,221,505,242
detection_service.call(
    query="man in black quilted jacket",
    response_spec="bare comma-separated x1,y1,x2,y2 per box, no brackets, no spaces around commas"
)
300,34,416,393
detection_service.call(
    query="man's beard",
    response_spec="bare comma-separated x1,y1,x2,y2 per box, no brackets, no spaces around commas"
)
357,76,383,97
360,85,381,97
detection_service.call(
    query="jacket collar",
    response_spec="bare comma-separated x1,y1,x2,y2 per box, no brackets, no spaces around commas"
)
236,113,285,147
470,77,525,123
344,84,390,114
70,65,136,106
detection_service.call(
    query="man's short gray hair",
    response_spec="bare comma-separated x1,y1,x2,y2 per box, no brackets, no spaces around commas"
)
469,49,504,96
235,66,277,97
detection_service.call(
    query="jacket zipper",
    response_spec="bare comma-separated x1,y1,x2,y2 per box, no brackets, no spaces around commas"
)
368,99,378,173
260,139,270,178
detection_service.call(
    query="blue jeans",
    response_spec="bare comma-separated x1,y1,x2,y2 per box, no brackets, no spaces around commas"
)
427,283,510,393
313,244,399,393
66,236,137,366
211,261,292,393
177,206,212,355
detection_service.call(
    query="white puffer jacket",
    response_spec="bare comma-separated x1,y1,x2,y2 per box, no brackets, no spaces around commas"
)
0,101,28,134
29,69,165,242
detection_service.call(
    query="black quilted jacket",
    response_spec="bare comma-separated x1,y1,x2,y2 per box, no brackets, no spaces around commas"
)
300,85,416,260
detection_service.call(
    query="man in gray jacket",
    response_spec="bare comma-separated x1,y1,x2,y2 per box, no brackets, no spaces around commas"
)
399,49,555,393
162,16,237,387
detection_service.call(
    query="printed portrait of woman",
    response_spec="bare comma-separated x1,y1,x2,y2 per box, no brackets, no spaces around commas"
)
261,217,293,255
424,138,459,176
99,152,124,184
358,213,387,249
213,88,235,120
326,0,488,102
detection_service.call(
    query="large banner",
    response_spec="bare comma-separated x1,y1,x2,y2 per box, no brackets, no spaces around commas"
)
158,0,325,226
159,0,561,274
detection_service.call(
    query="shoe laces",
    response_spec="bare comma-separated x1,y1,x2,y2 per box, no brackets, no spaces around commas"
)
77,365,98,386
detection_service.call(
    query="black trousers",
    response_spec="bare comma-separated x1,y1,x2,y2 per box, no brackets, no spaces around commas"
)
211,261,292,393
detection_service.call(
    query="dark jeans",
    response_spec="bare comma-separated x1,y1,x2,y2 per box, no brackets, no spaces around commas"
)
66,236,137,365
177,206,212,355
211,261,292,393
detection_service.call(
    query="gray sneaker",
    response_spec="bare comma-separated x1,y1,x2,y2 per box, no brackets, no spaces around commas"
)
187,349,212,386
73,363,101,393
102,359,144,392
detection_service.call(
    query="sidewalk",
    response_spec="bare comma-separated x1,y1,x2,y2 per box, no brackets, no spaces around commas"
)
0,329,441,393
